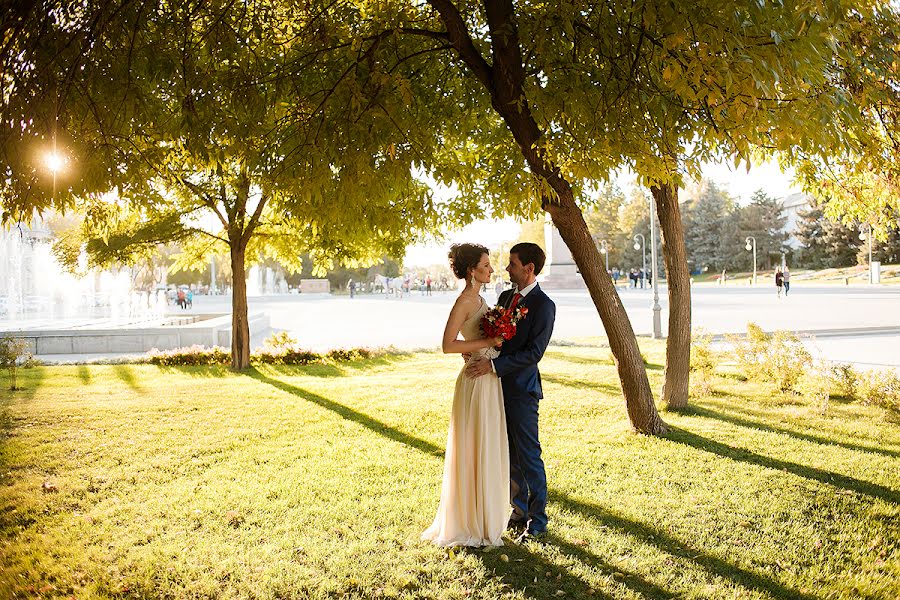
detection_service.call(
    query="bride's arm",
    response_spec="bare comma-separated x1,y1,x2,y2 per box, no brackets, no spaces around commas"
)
442,297,502,354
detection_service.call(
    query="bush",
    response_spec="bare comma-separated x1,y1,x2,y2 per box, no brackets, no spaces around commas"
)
146,345,231,366
731,323,811,393
690,330,718,397
828,363,859,400
0,335,33,390
797,364,832,415
145,342,380,367
856,369,900,413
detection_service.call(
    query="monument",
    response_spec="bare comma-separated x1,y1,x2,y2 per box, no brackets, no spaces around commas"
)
540,218,587,289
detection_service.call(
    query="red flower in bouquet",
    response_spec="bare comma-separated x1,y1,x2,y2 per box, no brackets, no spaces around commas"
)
481,304,529,346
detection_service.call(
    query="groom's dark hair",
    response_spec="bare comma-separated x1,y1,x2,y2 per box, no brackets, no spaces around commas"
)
510,242,546,275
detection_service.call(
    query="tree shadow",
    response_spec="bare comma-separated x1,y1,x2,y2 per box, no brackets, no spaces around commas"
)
15,366,46,401
546,352,613,367
666,427,900,504
112,365,144,393
76,365,92,385
246,369,444,459
552,489,826,600
542,374,621,396
686,403,900,460
473,539,616,600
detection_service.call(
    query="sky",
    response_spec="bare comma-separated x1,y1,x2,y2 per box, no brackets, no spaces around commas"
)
403,159,802,267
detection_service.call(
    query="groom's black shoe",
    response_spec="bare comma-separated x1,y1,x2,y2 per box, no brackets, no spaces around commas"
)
506,517,527,533
516,528,547,544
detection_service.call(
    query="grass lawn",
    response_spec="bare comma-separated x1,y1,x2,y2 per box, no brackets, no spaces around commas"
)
1,342,898,599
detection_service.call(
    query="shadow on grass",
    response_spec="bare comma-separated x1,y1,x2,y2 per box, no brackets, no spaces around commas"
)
113,365,144,393
16,366,46,401
76,365,92,385
545,352,613,367
687,403,900,460
247,369,444,459
542,374,621,396
475,539,617,600
246,369,824,599
666,427,900,505
552,489,826,600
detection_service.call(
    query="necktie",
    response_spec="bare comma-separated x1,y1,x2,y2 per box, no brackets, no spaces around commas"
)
509,292,523,311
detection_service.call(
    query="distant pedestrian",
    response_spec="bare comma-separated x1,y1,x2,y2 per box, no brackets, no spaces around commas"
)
494,279,503,299
348,279,356,299
187,289,193,308
775,268,784,298
426,275,432,296
782,266,791,295
638,269,645,289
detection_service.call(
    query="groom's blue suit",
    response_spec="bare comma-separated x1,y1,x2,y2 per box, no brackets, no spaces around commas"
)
493,284,555,534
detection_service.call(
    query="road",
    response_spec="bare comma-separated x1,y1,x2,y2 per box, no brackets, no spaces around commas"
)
178,283,900,371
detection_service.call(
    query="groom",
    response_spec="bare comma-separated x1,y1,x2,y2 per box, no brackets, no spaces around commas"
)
467,242,556,539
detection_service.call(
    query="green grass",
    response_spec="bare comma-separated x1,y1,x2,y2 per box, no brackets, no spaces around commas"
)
1,343,898,599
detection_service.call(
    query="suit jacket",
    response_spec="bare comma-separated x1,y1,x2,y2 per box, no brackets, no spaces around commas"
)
493,284,556,400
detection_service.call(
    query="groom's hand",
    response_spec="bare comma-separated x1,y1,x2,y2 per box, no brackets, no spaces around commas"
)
465,357,491,378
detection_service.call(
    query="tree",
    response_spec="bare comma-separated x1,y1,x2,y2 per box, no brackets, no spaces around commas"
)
683,182,739,275
583,183,626,269
795,203,862,269
1,0,445,369
791,4,900,241
738,191,788,271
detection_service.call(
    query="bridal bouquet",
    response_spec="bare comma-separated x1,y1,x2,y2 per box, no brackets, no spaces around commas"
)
481,304,529,346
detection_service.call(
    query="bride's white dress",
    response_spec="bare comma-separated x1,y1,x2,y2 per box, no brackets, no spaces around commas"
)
422,297,511,547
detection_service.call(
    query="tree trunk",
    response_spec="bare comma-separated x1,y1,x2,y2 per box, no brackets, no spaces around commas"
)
651,183,691,410
428,0,667,433
548,193,668,434
229,241,251,370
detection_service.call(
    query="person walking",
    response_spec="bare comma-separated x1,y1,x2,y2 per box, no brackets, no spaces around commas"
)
782,266,791,296
775,268,784,298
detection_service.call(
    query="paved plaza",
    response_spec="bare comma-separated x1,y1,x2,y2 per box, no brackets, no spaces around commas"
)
166,283,900,371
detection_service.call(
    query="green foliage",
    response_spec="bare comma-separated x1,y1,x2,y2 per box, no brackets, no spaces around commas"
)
797,365,833,415
731,323,812,393
794,203,862,269
145,343,379,367
829,363,860,400
856,369,900,413
689,330,718,397
0,335,32,390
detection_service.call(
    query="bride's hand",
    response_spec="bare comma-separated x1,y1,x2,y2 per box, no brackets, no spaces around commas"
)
491,336,504,347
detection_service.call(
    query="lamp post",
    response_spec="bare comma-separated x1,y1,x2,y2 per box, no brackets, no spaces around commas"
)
745,236,757,285
859,224,873,284
649,197,662,338
633,233,646,289
597,239,609,274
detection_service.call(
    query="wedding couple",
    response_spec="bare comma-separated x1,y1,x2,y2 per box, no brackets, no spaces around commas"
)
422,242,556,547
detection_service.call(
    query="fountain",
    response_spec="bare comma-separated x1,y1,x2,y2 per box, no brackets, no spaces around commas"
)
0,221,265,356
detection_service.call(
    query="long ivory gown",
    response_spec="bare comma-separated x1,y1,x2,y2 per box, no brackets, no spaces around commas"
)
422,298,510,547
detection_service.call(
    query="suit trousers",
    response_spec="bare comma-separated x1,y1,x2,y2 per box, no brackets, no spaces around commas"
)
504,391,547,533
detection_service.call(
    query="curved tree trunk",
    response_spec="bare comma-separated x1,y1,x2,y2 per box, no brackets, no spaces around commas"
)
548,197,668,433
429,0,668,433
651,183,691,410
229,241,251,370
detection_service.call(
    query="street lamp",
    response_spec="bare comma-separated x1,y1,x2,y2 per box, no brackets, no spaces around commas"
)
745,236,757,285
860,224,873,284
633,233,646,289
598,239,609,273
649,196,662,338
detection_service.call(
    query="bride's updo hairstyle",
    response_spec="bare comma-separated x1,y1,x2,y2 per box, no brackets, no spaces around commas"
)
448,243,489,279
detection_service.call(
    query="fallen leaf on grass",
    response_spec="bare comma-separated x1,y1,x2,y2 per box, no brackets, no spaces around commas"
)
225,511,244,526
41,481,58,493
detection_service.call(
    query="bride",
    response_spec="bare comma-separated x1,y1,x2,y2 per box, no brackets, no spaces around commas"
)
422,243,510,548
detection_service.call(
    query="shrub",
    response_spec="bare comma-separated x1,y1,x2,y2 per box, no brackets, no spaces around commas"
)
797,364,832,415
0,335,33,390
731,323,811,393
146,345,231,366
828,363,859,400
690,330,718,397
145,343,381,367
856,369,900,413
